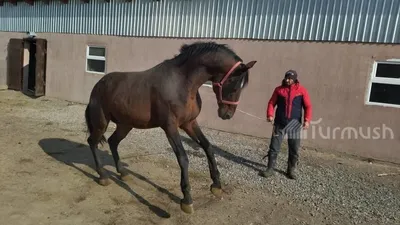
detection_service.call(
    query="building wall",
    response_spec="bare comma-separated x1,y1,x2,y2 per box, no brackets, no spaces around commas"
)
0,58,6,89
1,31,400,164
1,0,399,44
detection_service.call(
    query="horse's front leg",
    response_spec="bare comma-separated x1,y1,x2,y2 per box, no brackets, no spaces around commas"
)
181,120,222,199
163,123,194,214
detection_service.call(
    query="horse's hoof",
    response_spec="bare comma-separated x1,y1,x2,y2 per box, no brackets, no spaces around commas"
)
210,186,223,199
120,174,131,181
99,178,111,186
180,202,194,214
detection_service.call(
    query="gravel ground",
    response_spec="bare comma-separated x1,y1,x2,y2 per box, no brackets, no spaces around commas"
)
1,90,400,225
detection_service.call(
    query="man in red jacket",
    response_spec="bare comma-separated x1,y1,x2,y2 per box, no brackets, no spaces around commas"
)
260,70,312,179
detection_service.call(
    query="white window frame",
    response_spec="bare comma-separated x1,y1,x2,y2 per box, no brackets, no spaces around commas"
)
365,59,400,108
86,45,106,74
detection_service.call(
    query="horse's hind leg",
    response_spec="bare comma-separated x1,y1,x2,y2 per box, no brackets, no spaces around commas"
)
181,120,222,199
86,104,110,186
88,130,110,186
108,124,132,181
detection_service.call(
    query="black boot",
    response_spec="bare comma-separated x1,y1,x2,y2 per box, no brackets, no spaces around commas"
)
286,155,298,179
260,153,277,178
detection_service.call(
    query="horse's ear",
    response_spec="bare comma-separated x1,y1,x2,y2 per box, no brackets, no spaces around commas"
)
245,61,257,69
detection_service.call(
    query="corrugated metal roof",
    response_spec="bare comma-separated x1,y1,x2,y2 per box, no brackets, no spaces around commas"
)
0,0,399,43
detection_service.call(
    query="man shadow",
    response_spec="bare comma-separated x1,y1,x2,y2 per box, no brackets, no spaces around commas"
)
38,138,181,219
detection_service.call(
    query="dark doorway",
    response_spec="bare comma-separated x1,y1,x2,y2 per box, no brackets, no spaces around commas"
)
26,38,37,93
34,38,47,96
7,37,47,97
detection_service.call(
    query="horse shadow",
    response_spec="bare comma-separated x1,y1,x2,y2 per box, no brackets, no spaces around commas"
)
38,138,181,219
179,135,270,173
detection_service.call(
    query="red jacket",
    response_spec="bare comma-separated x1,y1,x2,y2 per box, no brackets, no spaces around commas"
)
266,80,312,126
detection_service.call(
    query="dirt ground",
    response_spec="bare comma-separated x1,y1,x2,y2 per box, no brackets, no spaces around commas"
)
0,90,399,225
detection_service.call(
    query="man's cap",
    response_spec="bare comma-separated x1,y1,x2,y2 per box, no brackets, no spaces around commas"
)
284,69,298,80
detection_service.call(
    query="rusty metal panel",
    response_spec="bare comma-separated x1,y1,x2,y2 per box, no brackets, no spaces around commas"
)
0,0,399,43
7,38,23,91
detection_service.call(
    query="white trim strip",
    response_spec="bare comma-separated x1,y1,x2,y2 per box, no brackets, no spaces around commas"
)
365,101,400,108
87,55,106,61
202,83,213,88
375,59,400,64
86,70,106,75
371,77,400,85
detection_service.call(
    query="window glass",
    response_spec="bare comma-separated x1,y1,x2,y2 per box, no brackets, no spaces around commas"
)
87,59,105,73
369,83,400,105
89,47,105,57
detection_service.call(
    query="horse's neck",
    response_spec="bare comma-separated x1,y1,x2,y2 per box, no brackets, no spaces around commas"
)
182,64,211,91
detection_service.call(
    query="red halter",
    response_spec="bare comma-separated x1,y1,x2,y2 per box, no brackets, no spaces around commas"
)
212,61,242,105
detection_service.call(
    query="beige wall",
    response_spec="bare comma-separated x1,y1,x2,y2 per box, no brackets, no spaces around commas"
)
0,32,24,89
1,32,400,164
22,41,30,93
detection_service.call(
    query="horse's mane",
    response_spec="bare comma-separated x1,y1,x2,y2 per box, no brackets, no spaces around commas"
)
171,41,242,65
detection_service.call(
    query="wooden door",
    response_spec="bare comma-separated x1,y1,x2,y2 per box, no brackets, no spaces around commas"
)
34,38,47,97
7,38,23,91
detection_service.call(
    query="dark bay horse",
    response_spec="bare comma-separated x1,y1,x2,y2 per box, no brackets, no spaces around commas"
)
84,41,257,214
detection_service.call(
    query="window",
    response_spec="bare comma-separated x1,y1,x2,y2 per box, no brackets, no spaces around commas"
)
366,60,400,108
86,46,106,74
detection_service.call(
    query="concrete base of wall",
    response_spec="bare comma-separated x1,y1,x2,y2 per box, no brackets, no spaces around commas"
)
0,85,7,90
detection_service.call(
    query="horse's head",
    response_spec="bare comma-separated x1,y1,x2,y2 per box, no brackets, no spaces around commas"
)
212,60,257,120
174,42,257,120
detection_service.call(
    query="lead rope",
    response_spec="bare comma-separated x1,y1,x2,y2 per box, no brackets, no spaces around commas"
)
229,106,274,162
236,109,266,121
200,90,268,122
200,88,274,161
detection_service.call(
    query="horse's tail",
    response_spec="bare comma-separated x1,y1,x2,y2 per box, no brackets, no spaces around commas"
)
85,103,107,146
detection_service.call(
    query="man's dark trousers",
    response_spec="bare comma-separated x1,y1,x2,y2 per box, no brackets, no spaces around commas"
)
262,119,302,179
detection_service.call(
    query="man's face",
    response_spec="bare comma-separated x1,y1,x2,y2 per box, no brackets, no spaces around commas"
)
285,77,294,85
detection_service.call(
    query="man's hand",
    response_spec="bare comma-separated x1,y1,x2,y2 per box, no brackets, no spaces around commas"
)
303,121,310,129
267,116,274,122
